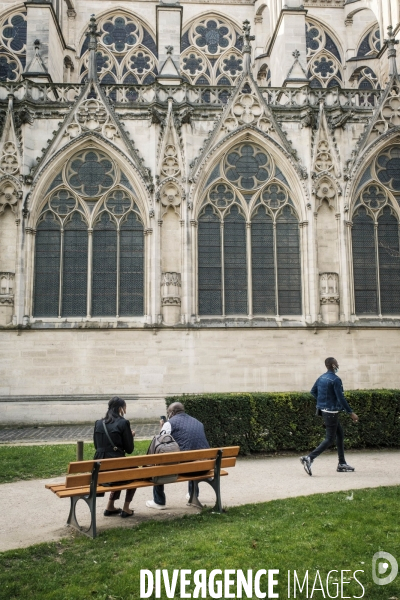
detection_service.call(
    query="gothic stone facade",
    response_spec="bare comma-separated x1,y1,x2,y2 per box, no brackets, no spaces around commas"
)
0,0,400,417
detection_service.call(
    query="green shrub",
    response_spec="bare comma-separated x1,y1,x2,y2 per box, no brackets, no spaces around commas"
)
167,390,400,454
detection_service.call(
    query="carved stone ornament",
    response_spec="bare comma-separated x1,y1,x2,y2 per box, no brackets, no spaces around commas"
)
0,141,19,176
371,85,400,139
319,272,339,304
65,99,120,141
223,92,273,134
316,177,336,206
315,140,334,173
161,272,181,306
161,145,180,179
160,182,181,215
0,181,19,214
0,272,14,305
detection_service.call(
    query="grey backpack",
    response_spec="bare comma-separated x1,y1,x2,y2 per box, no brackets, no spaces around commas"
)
147,432,180,484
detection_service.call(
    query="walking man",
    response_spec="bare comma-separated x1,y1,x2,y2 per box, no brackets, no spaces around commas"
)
300,357,359,476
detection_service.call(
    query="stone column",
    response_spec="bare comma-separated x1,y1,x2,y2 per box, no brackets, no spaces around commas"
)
319,272,340,324
161,272,181,325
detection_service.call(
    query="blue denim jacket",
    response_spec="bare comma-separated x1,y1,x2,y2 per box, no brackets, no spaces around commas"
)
310,371,353,413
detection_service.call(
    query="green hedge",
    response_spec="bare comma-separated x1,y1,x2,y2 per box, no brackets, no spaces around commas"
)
166,390,400,454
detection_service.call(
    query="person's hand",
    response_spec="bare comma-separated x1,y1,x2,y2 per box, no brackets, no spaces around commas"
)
350,412,359,423
159,419,165,428
131,429,136,437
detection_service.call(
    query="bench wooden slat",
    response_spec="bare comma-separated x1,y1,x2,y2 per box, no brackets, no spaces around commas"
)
67,447,240,474
65,456,236,488
50,470,230,498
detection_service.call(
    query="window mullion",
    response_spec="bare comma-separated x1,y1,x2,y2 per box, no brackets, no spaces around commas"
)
58,228,64,318
116,227,121,318
273,220,279,316
221,220,225,317
246,222,252,317
87,229,93,318
374,221,381,317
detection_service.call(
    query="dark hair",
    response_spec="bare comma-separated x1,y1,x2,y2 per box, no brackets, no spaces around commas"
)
104,396,126,424
325,357,336,370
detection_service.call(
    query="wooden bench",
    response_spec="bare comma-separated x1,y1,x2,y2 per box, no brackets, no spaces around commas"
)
45,446,240,538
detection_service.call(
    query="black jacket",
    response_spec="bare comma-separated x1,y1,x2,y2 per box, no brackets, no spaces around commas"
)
93,417,134,459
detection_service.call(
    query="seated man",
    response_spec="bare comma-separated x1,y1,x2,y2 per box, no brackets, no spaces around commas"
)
146,402,210,509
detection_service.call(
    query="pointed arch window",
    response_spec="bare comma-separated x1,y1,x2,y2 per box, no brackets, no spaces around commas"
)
198,144,302,317
352,146,400,316
33,150,145,319
180,16,243,86
306,19,343,89
79,13,157,84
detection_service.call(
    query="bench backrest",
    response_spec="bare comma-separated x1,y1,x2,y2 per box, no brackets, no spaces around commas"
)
65,446,240,489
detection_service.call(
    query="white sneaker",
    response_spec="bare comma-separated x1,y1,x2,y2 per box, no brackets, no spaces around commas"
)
186,493,190,500
146,500,166,510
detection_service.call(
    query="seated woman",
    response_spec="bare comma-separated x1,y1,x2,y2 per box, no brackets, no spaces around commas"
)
93,396,136,518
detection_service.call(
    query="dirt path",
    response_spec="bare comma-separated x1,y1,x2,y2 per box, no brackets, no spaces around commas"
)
1,450,399,552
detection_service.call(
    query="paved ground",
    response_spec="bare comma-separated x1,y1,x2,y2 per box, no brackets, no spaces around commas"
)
0,423,159,444
1,449,399,552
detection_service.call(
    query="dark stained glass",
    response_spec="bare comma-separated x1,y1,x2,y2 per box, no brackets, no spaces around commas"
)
195,20,229,54
378,207,400,314
376,147,400,192
92,213,117,316
324,33,341,61
352,206,377,314
33,212,61,317
251,207,275,315
119,212,144,316
3,14,27,53
102,17,137,52
62,213,88,317
357,32,372,57
198,205,222,315
0,55,18,81
276,206,302,315
67,151,116,197
224,205,247,315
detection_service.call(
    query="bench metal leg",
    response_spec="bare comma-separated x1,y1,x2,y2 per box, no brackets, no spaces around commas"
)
66,462,101,539
204,449,224,513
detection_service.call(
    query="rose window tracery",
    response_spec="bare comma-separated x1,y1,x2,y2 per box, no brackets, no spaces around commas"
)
102,16,137,52
182,53,203,75
376,147,400,192
261,183,288,209
360,185,387,210
194,20,230,55
224,144,271,190
50,190,76,216
66,151,116,197
209,183,234,208
105,189,131,214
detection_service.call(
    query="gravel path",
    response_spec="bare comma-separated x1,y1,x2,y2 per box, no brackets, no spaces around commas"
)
1,449,399,552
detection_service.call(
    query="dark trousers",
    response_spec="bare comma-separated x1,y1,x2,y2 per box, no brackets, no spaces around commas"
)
109,489,136,503
153,481,199,506
309,412,346,464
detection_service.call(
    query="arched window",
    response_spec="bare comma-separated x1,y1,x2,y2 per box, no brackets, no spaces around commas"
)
33,150,145,319
0,9,27,82
356,24,380,58
79,13,157,84
305,19,343,88
352,146,400,316
198,143,302,317
180,16,243,85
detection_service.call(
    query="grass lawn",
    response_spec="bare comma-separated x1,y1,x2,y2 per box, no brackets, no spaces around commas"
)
0,441,151,484
0,486,399,599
